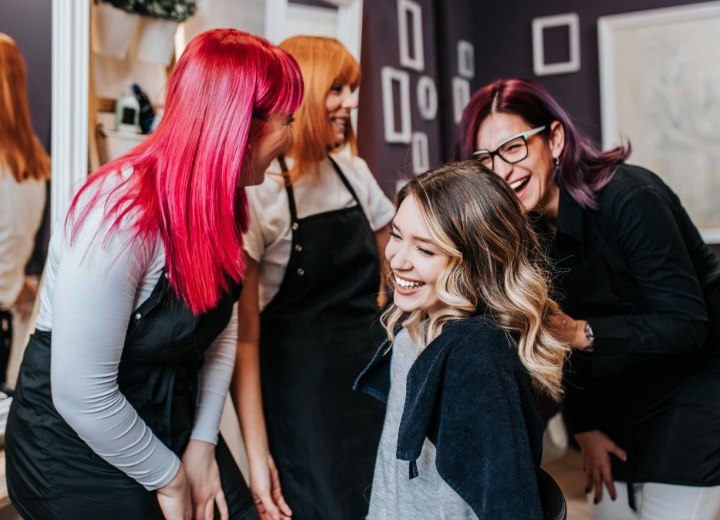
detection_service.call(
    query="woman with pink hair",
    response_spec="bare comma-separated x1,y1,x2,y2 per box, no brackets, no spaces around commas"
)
5,29,303,520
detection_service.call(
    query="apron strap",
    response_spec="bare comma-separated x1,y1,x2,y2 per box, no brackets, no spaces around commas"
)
327,156,360,205
278,155,299,224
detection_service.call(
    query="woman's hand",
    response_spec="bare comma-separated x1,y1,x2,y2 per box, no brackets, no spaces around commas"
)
181,439,229,520
575,430,627,504
13,277,37,321
157,465,192,520
550,310,591,350
248,453,292,520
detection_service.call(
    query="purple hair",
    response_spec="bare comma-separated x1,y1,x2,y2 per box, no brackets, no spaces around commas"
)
456,78,630,208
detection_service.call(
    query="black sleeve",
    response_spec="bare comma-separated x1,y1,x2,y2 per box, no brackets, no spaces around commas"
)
590,184,709,376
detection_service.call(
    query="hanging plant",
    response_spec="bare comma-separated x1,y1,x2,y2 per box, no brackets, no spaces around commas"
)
99,0,196,23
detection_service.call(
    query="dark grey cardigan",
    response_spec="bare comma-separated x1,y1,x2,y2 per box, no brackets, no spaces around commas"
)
355,315,544,519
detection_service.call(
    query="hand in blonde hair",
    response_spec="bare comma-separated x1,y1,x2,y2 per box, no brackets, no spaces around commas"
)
550,310,592,350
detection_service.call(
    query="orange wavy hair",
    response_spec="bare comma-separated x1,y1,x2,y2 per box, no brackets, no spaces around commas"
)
279,35,360,179
0,33,50,182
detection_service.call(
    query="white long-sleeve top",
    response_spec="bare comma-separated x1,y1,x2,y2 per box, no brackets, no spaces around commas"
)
34,172,237,490
0,169,46,309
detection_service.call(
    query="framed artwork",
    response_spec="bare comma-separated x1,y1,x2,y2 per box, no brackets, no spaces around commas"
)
532,13,580,76
599,2,720,242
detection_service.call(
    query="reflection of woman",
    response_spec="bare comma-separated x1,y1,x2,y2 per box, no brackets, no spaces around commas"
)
458,78,720,520
6,29,303,520
0,33,50,383
232,35,392,520
357,162,568,519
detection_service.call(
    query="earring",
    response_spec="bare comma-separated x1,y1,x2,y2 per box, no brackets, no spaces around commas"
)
553,157,559,167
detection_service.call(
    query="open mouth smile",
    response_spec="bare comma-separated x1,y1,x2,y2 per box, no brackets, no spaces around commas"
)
509,177,530,192
395,275,425,289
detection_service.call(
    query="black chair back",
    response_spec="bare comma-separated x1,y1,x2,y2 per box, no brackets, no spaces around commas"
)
538,468,567,520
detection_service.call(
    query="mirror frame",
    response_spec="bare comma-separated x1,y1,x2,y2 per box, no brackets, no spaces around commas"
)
51,0,90,231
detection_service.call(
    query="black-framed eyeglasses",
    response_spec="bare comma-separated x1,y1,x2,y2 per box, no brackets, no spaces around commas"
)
472,126,546,169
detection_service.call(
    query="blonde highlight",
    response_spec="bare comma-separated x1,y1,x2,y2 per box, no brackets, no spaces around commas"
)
383,162,568,399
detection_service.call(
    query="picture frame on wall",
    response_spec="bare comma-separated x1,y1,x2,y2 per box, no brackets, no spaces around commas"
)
598,1,720,243
532,13,580,76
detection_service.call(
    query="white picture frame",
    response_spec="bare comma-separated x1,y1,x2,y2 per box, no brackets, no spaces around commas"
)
457,40,474,79
416,75,437,120
452,77,470,125
398,0,424,71
532,13,580,76
411,131,429,174
381,67,412,144
599,2,720,242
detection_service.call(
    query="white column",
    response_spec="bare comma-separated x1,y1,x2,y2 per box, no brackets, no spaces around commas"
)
51,0,90,231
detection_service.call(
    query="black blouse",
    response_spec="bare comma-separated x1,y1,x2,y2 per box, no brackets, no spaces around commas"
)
542,164,720,487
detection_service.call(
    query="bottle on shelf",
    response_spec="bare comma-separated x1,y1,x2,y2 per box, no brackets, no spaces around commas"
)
132,83,156,134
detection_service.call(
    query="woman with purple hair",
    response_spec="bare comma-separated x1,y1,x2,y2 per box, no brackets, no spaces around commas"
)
458,78,720,520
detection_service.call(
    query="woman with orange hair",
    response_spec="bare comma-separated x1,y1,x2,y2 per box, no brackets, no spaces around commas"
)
0,33,50,383
232,36,392,520
6,29,303,520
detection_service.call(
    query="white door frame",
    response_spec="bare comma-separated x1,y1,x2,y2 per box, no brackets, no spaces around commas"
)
51,0,90,231
265,0,363,61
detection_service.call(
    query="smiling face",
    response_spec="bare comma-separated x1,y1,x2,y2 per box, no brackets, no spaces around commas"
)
386,196,451,319
475,112,564,218
246,112,294,186
325,82,358,148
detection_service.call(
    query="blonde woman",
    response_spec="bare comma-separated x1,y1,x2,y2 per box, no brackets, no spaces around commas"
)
355,161,569,519
0,33,50,383
232,36,393,520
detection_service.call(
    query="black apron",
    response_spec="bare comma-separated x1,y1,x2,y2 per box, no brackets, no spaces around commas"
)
0,308,11,384
6,271,257,520
259,157,385,520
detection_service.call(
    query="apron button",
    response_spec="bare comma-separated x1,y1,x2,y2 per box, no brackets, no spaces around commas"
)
291,222,299,230
294,244,303,252
297,268,305,276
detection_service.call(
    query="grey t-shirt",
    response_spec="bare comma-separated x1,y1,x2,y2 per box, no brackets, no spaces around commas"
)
367,329,478,519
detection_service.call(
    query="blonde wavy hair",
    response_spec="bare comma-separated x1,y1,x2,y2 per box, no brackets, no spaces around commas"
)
383,161,568,399
278,35,360,179
0,33,50,182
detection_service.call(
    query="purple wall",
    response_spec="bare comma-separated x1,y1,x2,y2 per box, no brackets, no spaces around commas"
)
453,0,720,147
357,0,442,197
357,0,719,249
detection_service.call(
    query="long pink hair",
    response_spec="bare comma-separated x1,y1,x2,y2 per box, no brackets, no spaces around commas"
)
69,29,303,313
